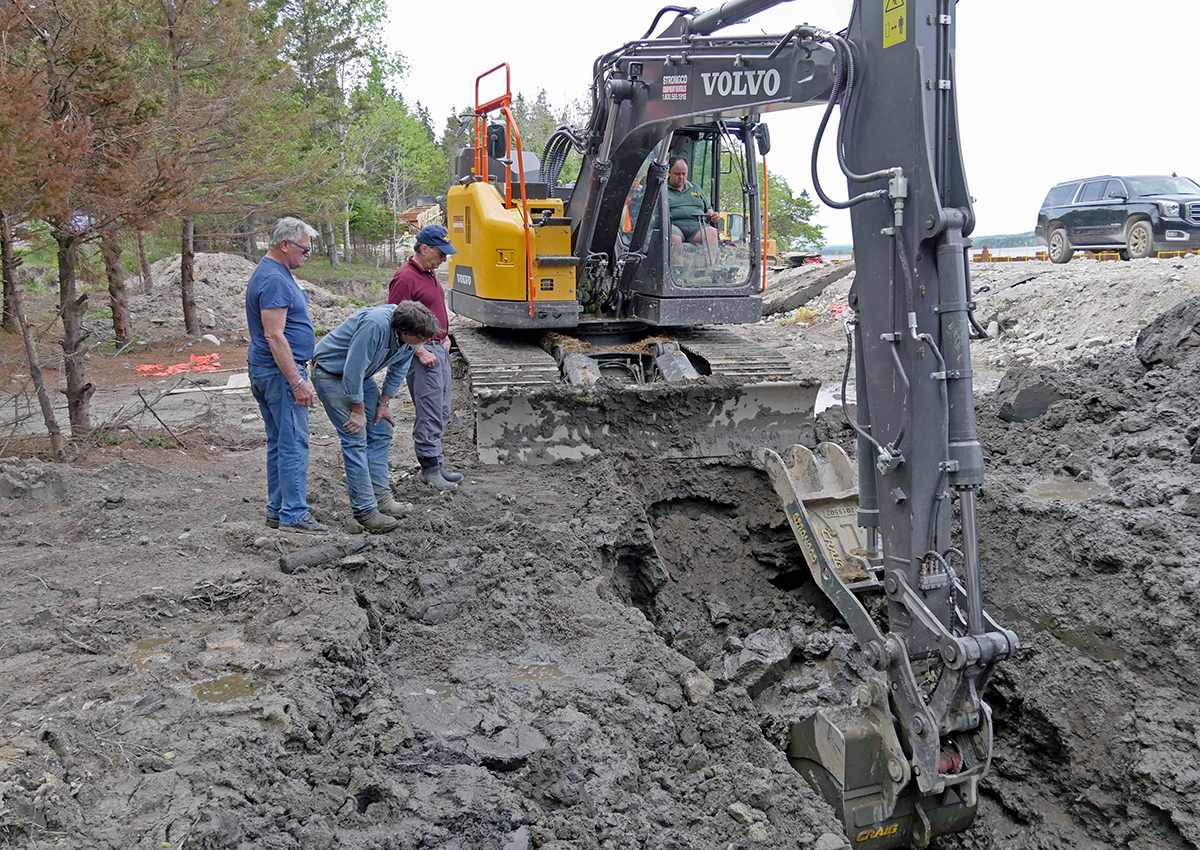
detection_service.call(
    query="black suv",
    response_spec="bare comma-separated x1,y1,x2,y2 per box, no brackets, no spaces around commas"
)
1035,174,1200,263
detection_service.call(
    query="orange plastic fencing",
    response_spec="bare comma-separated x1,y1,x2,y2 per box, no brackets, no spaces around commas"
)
136,353,221,377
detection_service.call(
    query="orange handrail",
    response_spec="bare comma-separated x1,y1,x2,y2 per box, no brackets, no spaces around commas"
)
761,158,769,293
473,64,510,183
474,63,537,317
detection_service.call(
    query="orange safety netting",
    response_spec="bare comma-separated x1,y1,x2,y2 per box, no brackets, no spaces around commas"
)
135,353,222,377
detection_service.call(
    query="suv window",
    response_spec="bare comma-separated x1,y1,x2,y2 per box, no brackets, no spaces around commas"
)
1078,181,1108,202
1125,175,1200,196
1043,184,1077,206
1104,180,1127,199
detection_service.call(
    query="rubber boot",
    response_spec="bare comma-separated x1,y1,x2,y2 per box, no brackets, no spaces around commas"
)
418,466,458,490
438,464,463,483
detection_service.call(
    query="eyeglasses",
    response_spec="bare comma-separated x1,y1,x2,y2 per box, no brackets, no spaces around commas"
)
285,240,312,256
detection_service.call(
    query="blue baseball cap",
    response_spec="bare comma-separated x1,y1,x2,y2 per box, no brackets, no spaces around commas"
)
416,224,457,255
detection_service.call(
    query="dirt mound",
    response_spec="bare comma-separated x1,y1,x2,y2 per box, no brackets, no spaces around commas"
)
133,253,372,335
951,295,1200,849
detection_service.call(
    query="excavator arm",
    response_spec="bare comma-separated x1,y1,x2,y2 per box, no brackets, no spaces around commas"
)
753,0,1019,846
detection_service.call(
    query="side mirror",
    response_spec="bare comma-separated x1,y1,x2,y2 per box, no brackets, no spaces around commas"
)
754,124,771,156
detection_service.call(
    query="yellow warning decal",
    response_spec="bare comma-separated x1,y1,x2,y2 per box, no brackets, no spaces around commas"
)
883,0,906,48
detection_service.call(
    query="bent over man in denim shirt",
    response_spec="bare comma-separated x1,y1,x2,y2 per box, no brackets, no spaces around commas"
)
311,301,440,534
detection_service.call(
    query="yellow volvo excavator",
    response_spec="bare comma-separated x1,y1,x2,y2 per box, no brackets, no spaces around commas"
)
442,1,1019,847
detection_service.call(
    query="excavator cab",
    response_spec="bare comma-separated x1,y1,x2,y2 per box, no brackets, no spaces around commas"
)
618,125,758,295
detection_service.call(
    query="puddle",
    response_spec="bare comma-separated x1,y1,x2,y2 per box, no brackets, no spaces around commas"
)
135,637,173,650
191,671,262,703
513,663,574,682
1026,477,1111,503
122,637,174,668
815,382,856,414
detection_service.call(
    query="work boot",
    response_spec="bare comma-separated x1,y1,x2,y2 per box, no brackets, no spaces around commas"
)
357,511,400,534
418,465,458,490
438,464,463,483
280,513,328,534
377,496,414,517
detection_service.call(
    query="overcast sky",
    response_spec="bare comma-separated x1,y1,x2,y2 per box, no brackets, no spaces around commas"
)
387,1,1200,246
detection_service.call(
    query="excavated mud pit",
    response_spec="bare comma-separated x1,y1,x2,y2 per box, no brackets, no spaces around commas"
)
2,258,1200,849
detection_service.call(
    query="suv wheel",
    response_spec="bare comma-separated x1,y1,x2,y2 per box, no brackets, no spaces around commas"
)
1048,228,1073,264
1127,220,1153,259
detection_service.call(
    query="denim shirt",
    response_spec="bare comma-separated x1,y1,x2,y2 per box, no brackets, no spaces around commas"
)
312,306,415,404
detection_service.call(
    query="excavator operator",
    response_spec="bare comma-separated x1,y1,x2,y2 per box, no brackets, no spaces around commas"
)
666,155,721,263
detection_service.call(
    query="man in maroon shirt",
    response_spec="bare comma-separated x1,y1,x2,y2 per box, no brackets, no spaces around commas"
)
387,225,462,490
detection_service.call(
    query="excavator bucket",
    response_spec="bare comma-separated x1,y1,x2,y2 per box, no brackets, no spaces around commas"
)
788,710,976,849
759,444,985,849
456,327,820,464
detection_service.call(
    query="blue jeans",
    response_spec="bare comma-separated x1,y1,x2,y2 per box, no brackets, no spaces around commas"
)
312,367,393,518
249,362,310,525
408,342,451,464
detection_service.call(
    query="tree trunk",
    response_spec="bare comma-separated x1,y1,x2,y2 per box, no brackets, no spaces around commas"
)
324,220,340,267
1,211,19,332
279,536,371,574
390,209,397,266
136,228,153,294
10,279,66,461
343,202,352,265
101,232,132,347
195,225,213,253
181,216,200,335
237,215,255,262
56,231,93,436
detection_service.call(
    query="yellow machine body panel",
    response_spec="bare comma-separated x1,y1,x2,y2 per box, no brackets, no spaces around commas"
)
447,182,577,328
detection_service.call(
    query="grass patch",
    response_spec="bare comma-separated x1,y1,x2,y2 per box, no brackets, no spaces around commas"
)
299,254,399,284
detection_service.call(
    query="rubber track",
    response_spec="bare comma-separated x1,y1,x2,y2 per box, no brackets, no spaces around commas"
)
674,328,798,382
454,325,798,389
453,327,560,390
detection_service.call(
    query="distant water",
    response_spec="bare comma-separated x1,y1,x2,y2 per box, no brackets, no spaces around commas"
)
821,245,1042,263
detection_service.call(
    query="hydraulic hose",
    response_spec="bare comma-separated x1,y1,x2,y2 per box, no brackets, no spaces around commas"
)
808,30,901,210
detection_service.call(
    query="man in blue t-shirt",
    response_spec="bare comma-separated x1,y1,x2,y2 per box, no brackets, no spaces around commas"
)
245,216,325,533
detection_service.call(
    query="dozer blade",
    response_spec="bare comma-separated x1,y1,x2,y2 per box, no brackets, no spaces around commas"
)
474,380,818,464
454,327,818,464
